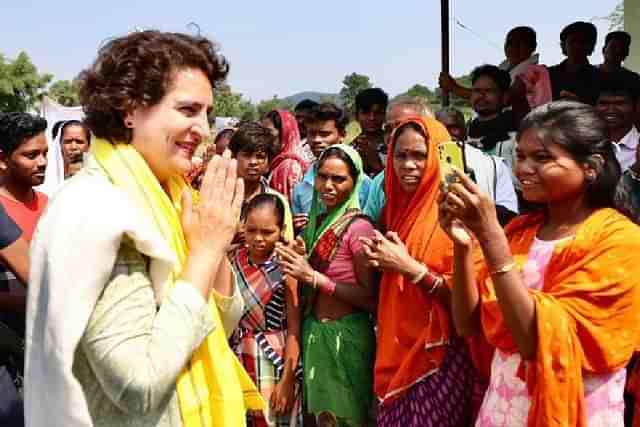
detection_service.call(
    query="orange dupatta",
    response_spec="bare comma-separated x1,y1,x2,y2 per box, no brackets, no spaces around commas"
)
375,117,455,402
478,208,640,427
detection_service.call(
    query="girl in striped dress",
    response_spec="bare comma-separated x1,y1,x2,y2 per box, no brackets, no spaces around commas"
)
230,193,303,427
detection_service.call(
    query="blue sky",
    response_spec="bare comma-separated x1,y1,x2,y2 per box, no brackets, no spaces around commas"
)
2,0,620,103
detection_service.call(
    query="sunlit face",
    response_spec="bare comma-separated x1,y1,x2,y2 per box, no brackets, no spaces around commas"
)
315,156,355,211
306,120,344,158
515,129,588,204
61,124,90,177
236,149,270,184
596,94,636,133
356,104,386,133
127,68,213,185
471,75,506,118
0,133,48,187
244,205,282,262
392,127,428,193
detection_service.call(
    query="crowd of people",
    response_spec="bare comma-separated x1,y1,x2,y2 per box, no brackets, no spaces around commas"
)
1,20,640,427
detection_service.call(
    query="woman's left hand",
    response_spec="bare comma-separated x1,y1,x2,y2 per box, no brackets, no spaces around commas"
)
275,242,314,284
443,168,502,242
359,230,422,277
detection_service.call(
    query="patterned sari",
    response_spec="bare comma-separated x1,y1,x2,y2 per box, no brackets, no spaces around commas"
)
230,248,302,427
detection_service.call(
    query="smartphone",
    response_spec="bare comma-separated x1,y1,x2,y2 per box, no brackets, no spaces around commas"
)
437,141,467,190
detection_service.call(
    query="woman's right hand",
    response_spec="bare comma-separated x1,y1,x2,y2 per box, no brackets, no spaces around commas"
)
180,150,244,298
182,150,244,256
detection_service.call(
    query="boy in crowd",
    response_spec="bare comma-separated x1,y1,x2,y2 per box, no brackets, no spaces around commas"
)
548,21,601,105
294,99,319,163
0,111,48,426
440,26,539,97
599,31,640,94
353,88,388,177
0,112,48,242
291,103,371,232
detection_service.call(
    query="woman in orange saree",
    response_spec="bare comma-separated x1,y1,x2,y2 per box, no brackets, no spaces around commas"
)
439,100,640,427
361,117,482,426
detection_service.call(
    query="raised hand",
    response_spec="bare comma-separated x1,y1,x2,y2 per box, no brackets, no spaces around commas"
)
180,150,244,298
182,150,244,255
441,168,500,244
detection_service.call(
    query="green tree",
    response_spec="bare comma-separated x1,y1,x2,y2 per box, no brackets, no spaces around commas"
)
404,84,435,100
255,96,294,117
214,83,257,120
319,94,340,105
0,52,52,112
47,79,80,107
339,72,372,113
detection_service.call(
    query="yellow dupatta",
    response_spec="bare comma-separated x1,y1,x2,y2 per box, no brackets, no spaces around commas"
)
91,138,265,427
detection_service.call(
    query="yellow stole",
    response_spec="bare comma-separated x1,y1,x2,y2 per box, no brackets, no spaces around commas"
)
91,138,265,427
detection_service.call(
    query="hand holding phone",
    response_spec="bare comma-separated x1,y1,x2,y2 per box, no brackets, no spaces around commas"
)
438,141,467,191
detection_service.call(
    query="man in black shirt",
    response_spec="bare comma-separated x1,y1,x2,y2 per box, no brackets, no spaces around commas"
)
599,31,640,94
548,21,601,105
467,65,518,169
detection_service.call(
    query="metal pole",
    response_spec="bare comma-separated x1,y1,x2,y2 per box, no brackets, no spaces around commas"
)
441,0,450,107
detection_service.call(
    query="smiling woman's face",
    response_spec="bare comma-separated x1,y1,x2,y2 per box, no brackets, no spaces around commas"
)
515,128,587,204
392,126,428,194
127,67,213,184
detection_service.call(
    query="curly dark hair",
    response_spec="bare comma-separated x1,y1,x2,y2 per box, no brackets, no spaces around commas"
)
0,112,48,154
229,121,276,160
78,30,229,143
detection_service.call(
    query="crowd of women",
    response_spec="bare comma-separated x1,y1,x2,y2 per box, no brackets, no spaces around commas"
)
4,23,640,427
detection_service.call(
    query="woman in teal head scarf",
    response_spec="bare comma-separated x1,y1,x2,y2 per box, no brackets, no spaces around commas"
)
275,144,377,426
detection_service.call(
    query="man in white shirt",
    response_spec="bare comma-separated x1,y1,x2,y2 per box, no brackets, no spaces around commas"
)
595,81,639,171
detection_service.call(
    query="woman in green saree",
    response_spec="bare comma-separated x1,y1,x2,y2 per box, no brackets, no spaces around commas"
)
274,144,377,427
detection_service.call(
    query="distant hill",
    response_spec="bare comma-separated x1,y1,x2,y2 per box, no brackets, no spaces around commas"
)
283,91,342,106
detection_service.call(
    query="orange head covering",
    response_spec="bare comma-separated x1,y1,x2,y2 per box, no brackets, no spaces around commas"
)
375,117,455,402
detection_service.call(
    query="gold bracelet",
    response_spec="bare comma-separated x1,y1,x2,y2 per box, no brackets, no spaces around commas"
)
489,262,516,276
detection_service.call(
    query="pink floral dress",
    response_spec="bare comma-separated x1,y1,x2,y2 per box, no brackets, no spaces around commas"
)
476,237,627,427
